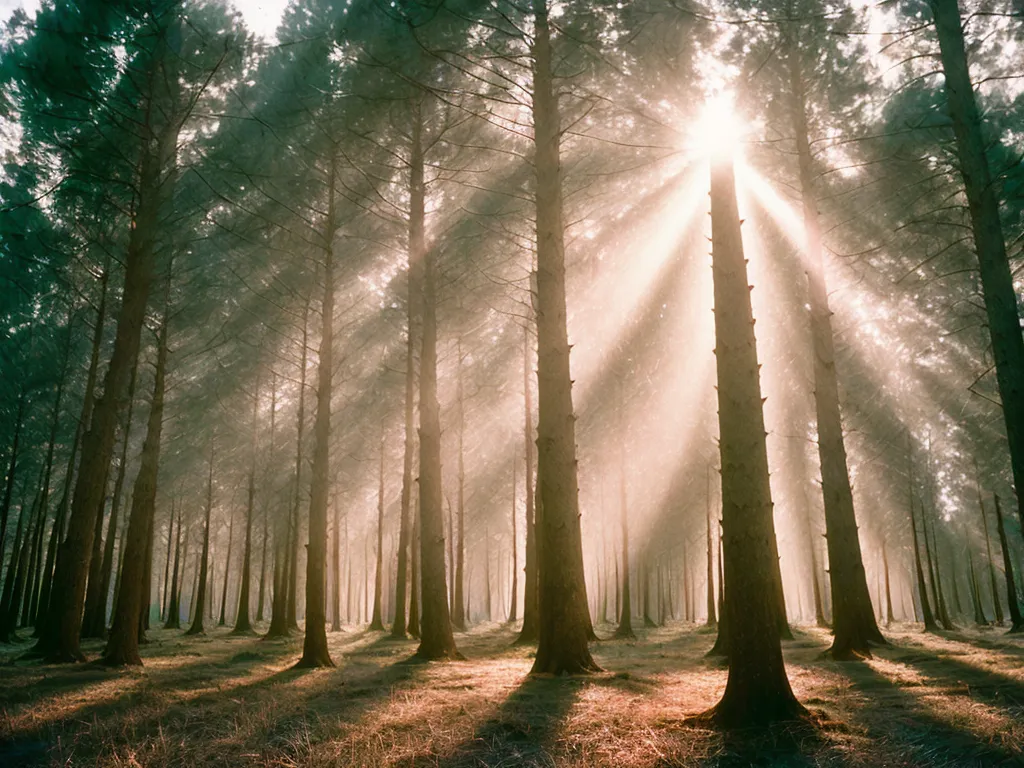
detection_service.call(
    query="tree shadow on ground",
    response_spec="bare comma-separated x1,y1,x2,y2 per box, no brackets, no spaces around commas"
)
882,643,1024,709
427,673,586,767
831,655,1022,765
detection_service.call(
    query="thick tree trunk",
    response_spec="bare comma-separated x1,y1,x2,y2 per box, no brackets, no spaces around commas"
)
992,495,1023,632
931,0,1024,535
529,0,598,676
296,155,338,668
704,152,803,726
103,288,172,666
187,445,215,635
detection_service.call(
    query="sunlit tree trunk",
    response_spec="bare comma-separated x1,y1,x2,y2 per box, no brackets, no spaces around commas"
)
931,0,1024,535
453,339,467,632
704,151,802,726
296,153,339,668
509,456,518,623
103,285,172,666
408,494,420,638
614,409,635,640
907,440,938,631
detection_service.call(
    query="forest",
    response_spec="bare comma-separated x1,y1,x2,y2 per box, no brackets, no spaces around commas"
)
0,0,1022,765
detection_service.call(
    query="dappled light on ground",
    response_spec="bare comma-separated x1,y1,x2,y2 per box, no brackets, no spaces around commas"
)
2,623,1022,766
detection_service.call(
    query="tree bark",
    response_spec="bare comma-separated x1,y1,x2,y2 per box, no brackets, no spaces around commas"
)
233,377,259,636
103,284,172,666
287,300,310,631
931,0,1024,535
296,153,339,668
992,495,1023,632
187,444,215,635
529,0,598,676
370,426,386,631
703,152,803,726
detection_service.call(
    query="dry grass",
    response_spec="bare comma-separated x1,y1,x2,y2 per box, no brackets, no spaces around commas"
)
1,621,1022,766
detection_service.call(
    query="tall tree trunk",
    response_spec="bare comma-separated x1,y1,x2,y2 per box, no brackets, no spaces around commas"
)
881,538,894,627
931,0,1024,534
516,328,538,645
992,495,1023,633
529,0,597,675
187,444,215,635
976,464,1005,624
296,154,339,668
453,339,467,632
287,300,310,632
0,485,31,641
82,357,138,639
705,464,717,627
785,33,882,660
234,375,260,636
331,491,341,632
393,108,423,639
509,456,518,623
218,502,234,626
408,494,420,638
0,391,26,567
907,437,937,631
165,507,183,630
103,283,172,666
39,31,182,662
370,426,386,631
704,150,802,726
414,211,459,661
966,533,989,627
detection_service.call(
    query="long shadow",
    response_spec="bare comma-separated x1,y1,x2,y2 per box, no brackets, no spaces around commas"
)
0,630,432,766
832,656,1022,765
883,643,1024,709
430,673,585,767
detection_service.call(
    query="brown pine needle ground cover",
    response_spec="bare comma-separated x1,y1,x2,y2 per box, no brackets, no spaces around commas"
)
1,621,1022,767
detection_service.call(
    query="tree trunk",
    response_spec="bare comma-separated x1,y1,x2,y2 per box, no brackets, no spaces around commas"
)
370,426,386,631
529,0,597,676
165,507,183,630
704,151,803,726
0,391,26,568
931,0,1024,535
992,495,1023,632
785,34,882,659
296,154,339,668
187,444,215,635
103,285,172,666
287,300,310,632
38,31,182,662
218,502,234,626
82,356,138,639
453,340,467,632
881,538,894,627
414,197,459,661
408,494,420,638
976,465,1004,624
509,456,518,623
233,378,259,636
515,328,538,645
705,465,717,627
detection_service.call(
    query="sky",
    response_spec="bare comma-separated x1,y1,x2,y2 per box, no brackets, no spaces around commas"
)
0,0,289,41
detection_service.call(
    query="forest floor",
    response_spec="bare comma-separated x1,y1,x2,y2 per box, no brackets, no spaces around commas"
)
1,621,1023,767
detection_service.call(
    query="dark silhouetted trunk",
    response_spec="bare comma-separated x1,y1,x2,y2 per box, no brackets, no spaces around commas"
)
704,151,803,726
785,33,882,660
234,380,259,636
992,495,1023,633
187,445,215,635
976,467,1004,624
370,426,386,631
296,154,339,668
932,0,1024,535
705,465,717,627
414,207,459,661
39,28,182,662
218,502,234,626
881,538,894,627
103,286,172,666
509,456,518,623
